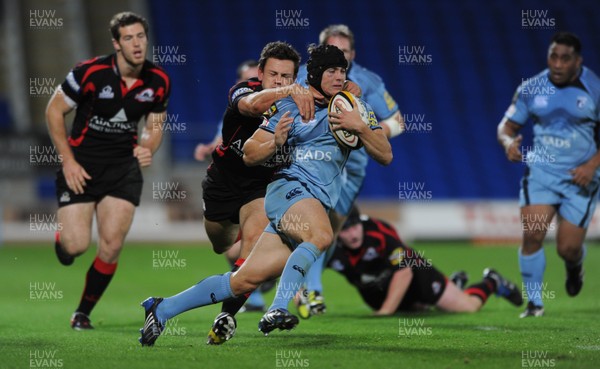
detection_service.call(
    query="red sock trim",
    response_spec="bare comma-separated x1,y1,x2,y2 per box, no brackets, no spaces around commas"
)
55,231,60,243
234,258,246,268
93,257,117,275
465,287,488,303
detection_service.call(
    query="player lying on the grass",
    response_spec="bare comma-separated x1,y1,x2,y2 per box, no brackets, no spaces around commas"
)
497,32,600,318
296,207,523,317
139,44,392,346
47,12,170,330
296,24,406,315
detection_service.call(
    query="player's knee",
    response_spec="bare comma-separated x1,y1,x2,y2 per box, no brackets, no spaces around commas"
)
212,243,230,255
60,234,89,256
230,274,259,296
307,232,333,251
98,237,124,260
557,243,581,261
521,236,544,253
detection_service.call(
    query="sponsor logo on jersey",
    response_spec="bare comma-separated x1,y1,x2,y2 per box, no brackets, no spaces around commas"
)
390,247,404,265
264,103,279,118
135,88,155,102
367,110,378,128
99,85,114,99
231,87,253,101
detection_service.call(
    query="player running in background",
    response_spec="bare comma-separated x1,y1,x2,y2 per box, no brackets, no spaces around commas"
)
46,12,170,329
139,44,392,346
296,206,522,317
295,24,405,316
497,32,600,318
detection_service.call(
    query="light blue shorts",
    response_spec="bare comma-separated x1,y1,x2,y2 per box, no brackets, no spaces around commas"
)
520,168,599,228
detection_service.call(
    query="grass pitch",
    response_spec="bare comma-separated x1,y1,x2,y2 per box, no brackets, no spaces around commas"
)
1,242,599,369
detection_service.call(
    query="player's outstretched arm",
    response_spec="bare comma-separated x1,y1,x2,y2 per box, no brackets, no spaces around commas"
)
497,117,523,162
243,111,293,166
374,268,413,316
239,84,314,122
46,88,91,195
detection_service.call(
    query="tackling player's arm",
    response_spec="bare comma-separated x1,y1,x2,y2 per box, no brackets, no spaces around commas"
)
238,84,315,122
330,100,393,165
135,111,165,167
46,88,91,195
243,111,293,166
497,117,523,162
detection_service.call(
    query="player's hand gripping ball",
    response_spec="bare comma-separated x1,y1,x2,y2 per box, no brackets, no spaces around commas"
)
328,91,371,150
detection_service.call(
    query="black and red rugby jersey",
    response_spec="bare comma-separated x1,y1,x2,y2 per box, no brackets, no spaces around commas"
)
327,217,424,310
60,54,170,163
211,77,287,180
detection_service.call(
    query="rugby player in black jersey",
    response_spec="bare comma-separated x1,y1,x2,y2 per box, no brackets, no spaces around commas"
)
46,12,170,330
297,207,524,316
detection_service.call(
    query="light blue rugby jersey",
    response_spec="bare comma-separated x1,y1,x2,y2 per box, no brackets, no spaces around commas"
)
296,61,399,184
505,66,600,179
260,96,381,209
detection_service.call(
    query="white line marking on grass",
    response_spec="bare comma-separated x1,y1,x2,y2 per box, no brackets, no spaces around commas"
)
576,345,600,351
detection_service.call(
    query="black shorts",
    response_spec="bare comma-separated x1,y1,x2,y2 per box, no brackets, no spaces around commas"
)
398,265,448,310
56,158,143,207
202,164,268,224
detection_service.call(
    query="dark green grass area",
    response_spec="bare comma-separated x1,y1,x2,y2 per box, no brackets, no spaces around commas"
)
1,242,599,369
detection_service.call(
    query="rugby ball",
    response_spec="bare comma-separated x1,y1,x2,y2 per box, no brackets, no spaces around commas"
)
328,91,369,150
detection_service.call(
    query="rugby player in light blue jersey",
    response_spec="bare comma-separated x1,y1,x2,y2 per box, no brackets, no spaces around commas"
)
138,45,392,346
497,32,600,318
295,25,405,317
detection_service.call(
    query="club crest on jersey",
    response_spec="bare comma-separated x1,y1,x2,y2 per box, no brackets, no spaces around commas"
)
363,247,378,261
533,95,549,108
135,88,155,102
576,96,588,109
99,85,114,99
